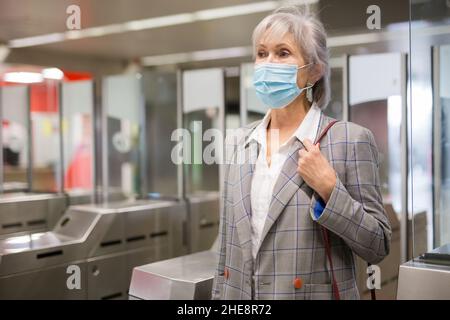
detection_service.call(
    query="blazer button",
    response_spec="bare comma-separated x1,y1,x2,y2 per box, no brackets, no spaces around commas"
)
224,268,230,279
293,277,303,289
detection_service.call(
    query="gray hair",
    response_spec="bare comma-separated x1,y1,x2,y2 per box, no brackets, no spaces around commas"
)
252,5,330,110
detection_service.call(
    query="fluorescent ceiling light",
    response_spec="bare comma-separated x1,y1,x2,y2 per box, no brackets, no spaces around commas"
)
123,13,196,31
141,46,253,66
9,33,65,48
141,52,192,66
42,68,64,80
194,1,278,20
8,0,316,48
192,46,253,61
3,72,44,83
66,24,127,40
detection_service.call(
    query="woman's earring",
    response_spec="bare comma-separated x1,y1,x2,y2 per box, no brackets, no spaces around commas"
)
306,82,314,103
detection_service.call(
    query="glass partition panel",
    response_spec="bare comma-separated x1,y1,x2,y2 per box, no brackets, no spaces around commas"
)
182,68,224,195
435,44,450,249
142,70,178,197
102,74,142,200
224,68,241,131
30,80,62,192
410,0,450,261
349,53,406,206
61,80,94,195
349,52,407,299
1,85,29,192
327,58,345,120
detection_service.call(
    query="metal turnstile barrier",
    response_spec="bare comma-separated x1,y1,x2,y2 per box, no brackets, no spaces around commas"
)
187,191,220,253
129,250,217,300
0,193,67,237
0,199,187,299
397,244,450,299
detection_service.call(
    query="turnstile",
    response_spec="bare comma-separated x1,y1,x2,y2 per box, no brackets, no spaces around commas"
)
0,193,67,237
129,250,217,300
128,192,221,300
397,244,450,299
0,188,129,238
187,191,220,253
0,199,187,299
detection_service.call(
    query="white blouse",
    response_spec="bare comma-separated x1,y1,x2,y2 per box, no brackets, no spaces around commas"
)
246,102,322,260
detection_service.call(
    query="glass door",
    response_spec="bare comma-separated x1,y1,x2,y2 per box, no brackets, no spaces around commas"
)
0,85,30,193
102,74,143,201
409,0,450,261
431,44,450,252
61,80,95,200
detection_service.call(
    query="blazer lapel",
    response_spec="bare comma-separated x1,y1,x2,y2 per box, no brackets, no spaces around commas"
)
257,112,335,251
257,139,305,247
233,139,259,263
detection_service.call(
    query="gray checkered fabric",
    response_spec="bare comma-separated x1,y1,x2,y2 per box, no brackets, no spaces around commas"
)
211,112,391,300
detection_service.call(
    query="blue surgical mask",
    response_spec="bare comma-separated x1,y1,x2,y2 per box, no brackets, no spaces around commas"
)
253,62,313,109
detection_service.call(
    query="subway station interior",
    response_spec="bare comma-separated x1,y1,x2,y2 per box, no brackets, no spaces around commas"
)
0,0,450,300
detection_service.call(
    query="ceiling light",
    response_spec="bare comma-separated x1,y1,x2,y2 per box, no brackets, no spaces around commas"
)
141,46,253,66
8,33,65,48
141,52,192,66
42,68,64,80
3,72,43,83
123,13,196,31
191,46,252,61
194,1,278,21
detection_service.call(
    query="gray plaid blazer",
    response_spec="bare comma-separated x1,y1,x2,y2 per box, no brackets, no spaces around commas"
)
211,112,392,300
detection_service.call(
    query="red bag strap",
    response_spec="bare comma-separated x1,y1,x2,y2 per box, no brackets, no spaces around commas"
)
314,120,339,145
368,263,377,300
314,119,340,300
321,225,341,300
314,119,376,300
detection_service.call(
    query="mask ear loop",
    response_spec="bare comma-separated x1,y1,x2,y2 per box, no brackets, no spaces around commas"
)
297,62,315,102
297,62,314,70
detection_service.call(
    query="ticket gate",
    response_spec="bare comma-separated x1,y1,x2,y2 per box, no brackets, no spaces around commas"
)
0,199,187,299
129,250,217,300
397,244,450,299
0,193,67,237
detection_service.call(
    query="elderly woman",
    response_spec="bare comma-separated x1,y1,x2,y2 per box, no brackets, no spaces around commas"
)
211,6,391,300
